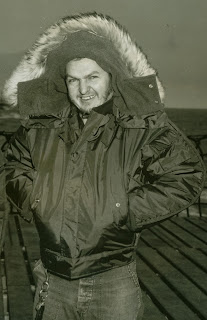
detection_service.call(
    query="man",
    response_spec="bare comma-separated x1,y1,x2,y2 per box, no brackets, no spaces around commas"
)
1,13,205,320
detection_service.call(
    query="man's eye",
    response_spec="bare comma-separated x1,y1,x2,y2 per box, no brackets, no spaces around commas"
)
90,76,98,80
67,79,77,84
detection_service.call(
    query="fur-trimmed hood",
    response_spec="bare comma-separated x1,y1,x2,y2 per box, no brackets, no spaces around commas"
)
1,12,165,109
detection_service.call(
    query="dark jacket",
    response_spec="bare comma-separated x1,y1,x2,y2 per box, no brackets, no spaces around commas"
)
4,92,205,279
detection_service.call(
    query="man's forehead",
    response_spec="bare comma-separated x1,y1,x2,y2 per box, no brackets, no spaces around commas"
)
66,58,107,77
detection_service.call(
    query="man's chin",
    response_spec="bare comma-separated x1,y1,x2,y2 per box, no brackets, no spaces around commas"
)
77,105,91,113
77,103,97,114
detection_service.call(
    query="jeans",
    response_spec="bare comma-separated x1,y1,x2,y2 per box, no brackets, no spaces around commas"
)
33,259,144,320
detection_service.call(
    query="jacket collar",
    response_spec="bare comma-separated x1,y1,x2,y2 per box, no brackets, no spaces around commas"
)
58,99,113,144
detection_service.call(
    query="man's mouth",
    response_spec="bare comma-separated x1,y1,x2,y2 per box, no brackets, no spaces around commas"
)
80,95,95,101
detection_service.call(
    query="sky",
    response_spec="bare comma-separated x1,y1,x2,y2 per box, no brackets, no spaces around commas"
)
0,0,207,109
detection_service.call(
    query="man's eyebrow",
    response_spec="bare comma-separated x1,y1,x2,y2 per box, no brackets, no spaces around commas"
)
86,71,100,77
66,74,77,80
66,71,100,80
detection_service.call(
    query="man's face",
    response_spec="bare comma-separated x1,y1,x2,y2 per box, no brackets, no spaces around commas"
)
66,58,113,113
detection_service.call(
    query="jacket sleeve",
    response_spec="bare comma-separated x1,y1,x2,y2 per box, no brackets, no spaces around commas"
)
127,114,206,231
4,126,34,222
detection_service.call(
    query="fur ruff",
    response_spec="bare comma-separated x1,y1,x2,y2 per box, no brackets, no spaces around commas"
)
1,12,165,108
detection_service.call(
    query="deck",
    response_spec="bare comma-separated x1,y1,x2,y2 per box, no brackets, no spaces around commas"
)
0,214,207,320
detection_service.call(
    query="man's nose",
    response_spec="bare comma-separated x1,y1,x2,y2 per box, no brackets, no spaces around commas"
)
79,80,88,95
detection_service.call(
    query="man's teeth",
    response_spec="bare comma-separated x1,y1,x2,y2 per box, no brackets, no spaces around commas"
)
81,95,95,101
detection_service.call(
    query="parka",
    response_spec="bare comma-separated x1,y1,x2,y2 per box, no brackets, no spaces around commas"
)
1,13,206,279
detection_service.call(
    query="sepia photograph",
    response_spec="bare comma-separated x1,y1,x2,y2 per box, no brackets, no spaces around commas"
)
0,1,207,319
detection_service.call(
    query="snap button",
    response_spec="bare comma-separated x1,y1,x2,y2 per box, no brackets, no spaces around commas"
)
155,100,159,104
116,203,121,207
71,152,79,162
149,84,153,88
31,198,40,210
